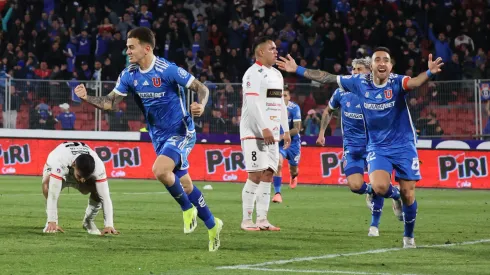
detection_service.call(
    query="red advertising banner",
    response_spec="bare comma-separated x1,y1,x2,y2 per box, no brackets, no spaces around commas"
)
0,138,488,189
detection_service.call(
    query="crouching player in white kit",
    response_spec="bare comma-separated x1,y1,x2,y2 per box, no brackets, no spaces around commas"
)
240,37,291,231
42,141,118,235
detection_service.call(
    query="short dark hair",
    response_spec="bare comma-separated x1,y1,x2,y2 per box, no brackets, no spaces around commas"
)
373,47,391,56
253,36,273,54
128,27,156,49
75,154,95,178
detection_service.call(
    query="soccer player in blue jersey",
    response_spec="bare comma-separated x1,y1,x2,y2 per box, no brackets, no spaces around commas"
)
278,47,443,248
316,57,388,237
272,88,302,203
74,27,223,251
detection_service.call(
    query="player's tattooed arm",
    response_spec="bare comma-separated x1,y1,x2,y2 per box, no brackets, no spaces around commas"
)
189,79,209,106
84,91,125,111
303,69,338,84
319,106,335,135
290,121,301,136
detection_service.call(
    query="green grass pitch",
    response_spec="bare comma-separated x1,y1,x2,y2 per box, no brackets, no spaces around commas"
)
0,176,489,275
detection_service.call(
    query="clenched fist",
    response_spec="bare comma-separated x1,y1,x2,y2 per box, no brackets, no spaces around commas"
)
74,84,88,100
190,102,205,117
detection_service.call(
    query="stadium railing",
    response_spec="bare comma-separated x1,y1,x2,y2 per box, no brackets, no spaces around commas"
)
1,78,487,140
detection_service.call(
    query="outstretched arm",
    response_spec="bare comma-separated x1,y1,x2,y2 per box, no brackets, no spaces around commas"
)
277,54,339,84
406,54,444,90
74,85,125,111
319,106,335,137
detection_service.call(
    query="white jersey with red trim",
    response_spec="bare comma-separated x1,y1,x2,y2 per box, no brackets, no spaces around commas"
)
240,62,284,141
47,142,106,182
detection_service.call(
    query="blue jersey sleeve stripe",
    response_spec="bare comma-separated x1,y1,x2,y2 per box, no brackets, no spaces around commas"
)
293,119,301,122
336,75,344,90
113,88,127,96
328,101,337,110
185,75,195,88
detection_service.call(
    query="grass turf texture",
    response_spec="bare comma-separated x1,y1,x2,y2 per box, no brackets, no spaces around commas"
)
0,176,489,275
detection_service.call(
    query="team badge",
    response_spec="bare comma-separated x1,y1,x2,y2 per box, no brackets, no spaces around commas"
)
133,80,138,86
177,67,189,78
365,92,369,98
152,77,162,87
384,89,393,99
346,102,350,107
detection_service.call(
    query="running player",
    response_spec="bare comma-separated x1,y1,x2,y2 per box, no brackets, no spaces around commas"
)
240,37,291,231
42,141,118,236
74,27,223,251
272,87,302,203
278,47,443,248
316,57,386,237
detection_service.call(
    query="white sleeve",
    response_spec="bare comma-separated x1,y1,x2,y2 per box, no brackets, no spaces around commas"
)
46,176,62,223
95,180,114,228
280,100,289,132
243,72,268,130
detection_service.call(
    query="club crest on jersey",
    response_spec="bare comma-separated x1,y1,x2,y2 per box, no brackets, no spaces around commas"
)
152,77,162,87
365,92,369,98
384,89,393,99
178,67,189,78
133,80,138,86
346,102,351,107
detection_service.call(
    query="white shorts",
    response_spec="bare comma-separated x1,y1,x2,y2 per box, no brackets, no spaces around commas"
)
241,139,279,173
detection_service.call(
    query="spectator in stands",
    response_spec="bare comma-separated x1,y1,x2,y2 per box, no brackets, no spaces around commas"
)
55,103,76,130
484,101,490,139
428,24,452,63
304,109,321,136
210,108,226,133
30,103,55,130
109,109,129,132
416,112,444,137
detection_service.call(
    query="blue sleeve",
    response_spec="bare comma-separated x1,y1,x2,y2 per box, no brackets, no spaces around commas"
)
392,74,411,94
337,74,361,96
292,105,301,122
113,69,131,96
428,28,438,44
165,64,196,88
328,88,342,109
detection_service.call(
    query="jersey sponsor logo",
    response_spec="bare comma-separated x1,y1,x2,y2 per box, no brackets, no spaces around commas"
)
363,101,395,110
152,77,161,87
95,146,141,168
266,89,282,98
269,116,280,122
143,80,149,86
246,81,251,88
138,92,165,98
178,67,189,78
438,153,487,181
375,94,382,99
0,144,31,165
266,103,281,106
206,148,245,175
343,111,363,119
384,89,393,99
134,80,138,86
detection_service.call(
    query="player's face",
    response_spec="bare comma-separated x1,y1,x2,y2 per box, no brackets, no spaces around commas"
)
126,38,150,64
371,51,393,81
73,166,86,183
283,90,290,104
352,64,370,75
260,41,278,66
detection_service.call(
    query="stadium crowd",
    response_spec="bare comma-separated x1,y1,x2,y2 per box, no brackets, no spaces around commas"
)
0,0,488,136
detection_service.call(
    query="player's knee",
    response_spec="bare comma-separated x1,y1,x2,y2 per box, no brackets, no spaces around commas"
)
371,182,390,196
153,167,174,185
399,183,416,205
261,169,274,182
276,163,283,175
248,172,261,184
347,179,364,192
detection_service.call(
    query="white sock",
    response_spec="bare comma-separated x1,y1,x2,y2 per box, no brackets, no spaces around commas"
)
256,181,271,221
242,179,259,221
84,198,102,222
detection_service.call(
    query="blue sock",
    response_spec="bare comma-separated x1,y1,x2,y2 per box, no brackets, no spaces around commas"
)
351,182,371,194
188,186,216,229
273,176,282,194
370,194,385,227
403,200,417,238
382,184,401,200
165,175,193,211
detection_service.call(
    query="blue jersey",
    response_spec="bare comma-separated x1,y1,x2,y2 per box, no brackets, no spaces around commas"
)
329,88,366,148
337,73,417,152
280,101,301,142
114,56,195,141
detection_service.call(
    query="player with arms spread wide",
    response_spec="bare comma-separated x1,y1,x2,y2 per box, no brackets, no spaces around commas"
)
278,47,443,248
316,57,390,237
42,141,118,236
240,37,291,231
272,87,302,203
74,27,223,251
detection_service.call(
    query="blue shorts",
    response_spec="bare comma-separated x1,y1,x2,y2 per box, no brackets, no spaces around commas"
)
342,146,367,176
279,140,301,166
366,146,421,182
152,131,196,171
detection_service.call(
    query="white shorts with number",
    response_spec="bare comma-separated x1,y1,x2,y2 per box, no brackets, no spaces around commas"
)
241,139,279,173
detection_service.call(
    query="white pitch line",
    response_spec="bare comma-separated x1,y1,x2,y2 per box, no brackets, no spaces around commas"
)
239,267,421,275
217,239,490,270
